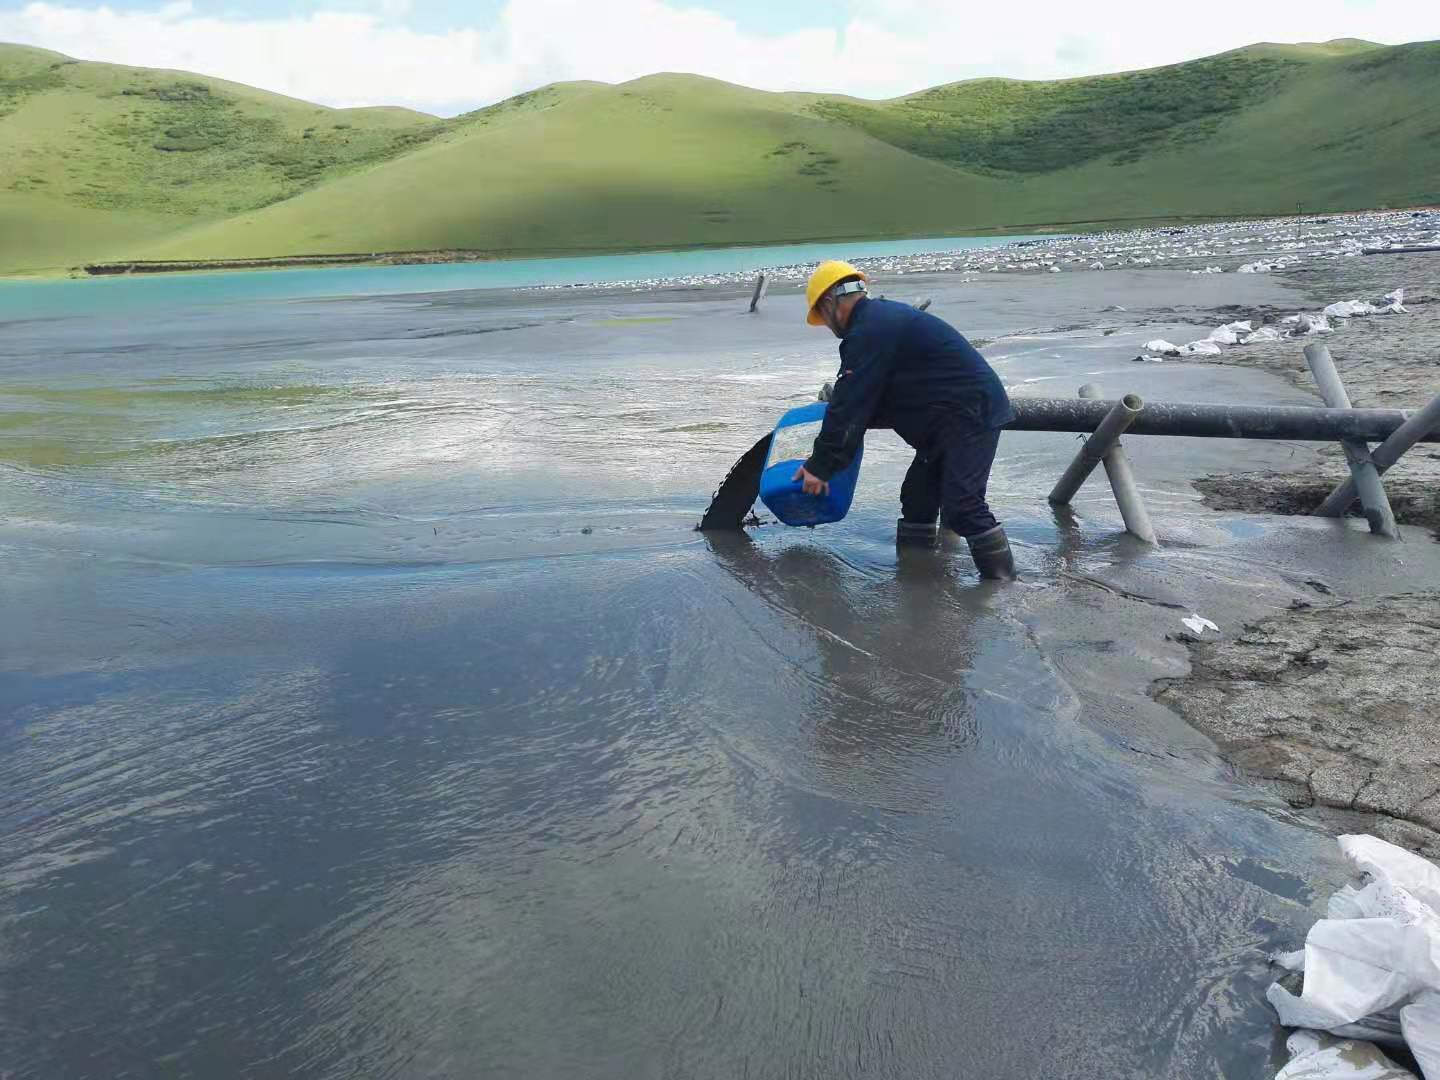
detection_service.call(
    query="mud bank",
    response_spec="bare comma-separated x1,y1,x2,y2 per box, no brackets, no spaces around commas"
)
1186,251,1440,529
1154,593,1440,857
1195,471,1440,536
1148,252,1440,853
77,250,504,275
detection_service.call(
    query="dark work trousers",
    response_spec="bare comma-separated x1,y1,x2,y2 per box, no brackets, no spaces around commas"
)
899,426,1003,538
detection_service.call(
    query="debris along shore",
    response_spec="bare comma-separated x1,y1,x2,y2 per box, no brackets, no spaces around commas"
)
1189,251,1440,535
525,207,1438,292
1265,834,1440,1080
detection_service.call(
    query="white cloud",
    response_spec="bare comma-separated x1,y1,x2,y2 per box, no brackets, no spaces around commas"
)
1,0,1437,115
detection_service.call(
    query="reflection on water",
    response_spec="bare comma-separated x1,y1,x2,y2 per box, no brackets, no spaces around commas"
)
0,281,1349,1079
708,535,987,810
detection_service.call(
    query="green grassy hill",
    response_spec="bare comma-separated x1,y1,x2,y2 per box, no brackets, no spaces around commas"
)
1,37,1437,273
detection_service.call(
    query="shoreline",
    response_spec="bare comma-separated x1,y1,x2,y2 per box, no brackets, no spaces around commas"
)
9,207,1429,282
9,225,1066,282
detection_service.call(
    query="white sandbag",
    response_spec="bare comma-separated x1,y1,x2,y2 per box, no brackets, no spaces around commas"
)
1208,320,1253,344
1275,1030,1417,1080
1329,1011,1408,1050
1276,950,1308,971
1325,300,1381,319
1272,981,1358,1033
1144,339,1184,356
1341,836,1440,913
1183,340,1224,355
1401,991,1440,1080
1271,918,1439,1030
1342,876,1440,928
1330,884,1372,920
1281,313,1332,336
1239,256,1300,274
1243,326,1284,344
1270,837,1440,1079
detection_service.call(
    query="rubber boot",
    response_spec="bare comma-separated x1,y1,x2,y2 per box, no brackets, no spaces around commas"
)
966,524,1017,581
896,518,939,548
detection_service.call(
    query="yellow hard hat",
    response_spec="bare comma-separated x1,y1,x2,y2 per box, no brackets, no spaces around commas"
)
805,260,867,326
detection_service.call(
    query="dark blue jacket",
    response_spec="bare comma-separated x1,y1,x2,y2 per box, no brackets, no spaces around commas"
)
803,297,1015,480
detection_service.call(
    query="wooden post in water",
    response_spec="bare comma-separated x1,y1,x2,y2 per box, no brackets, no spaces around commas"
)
1303,344,1399,539
748,273,768,313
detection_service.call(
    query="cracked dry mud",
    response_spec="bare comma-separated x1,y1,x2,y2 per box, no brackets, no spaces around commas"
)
1154,593,1440,856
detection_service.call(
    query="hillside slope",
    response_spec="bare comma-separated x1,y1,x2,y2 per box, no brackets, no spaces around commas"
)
995,40,1440,222
0,41,448,271
1,38,1437,273
140,75,1013,261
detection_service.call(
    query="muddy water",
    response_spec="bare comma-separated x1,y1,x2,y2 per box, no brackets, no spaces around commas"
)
5,271,1432,1078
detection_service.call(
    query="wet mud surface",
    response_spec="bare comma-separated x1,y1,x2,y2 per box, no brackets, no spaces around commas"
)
1195,470,1440,537
3,246,1438,1078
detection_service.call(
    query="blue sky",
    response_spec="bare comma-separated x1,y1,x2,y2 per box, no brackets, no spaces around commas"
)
2,0,1435,115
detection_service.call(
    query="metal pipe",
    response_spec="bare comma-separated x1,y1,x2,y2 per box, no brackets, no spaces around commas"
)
1302,344,1398,538
1103,445,1157,544
1078,384,1157,544
1048,390,1142,505
1316,392,1440,516
748,273,768,313
1005,398,1438,443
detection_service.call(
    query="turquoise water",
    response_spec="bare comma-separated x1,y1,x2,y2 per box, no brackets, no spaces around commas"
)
0,234,1039,318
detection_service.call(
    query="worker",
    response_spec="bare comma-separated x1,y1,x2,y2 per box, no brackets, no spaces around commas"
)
795,260,1017,580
